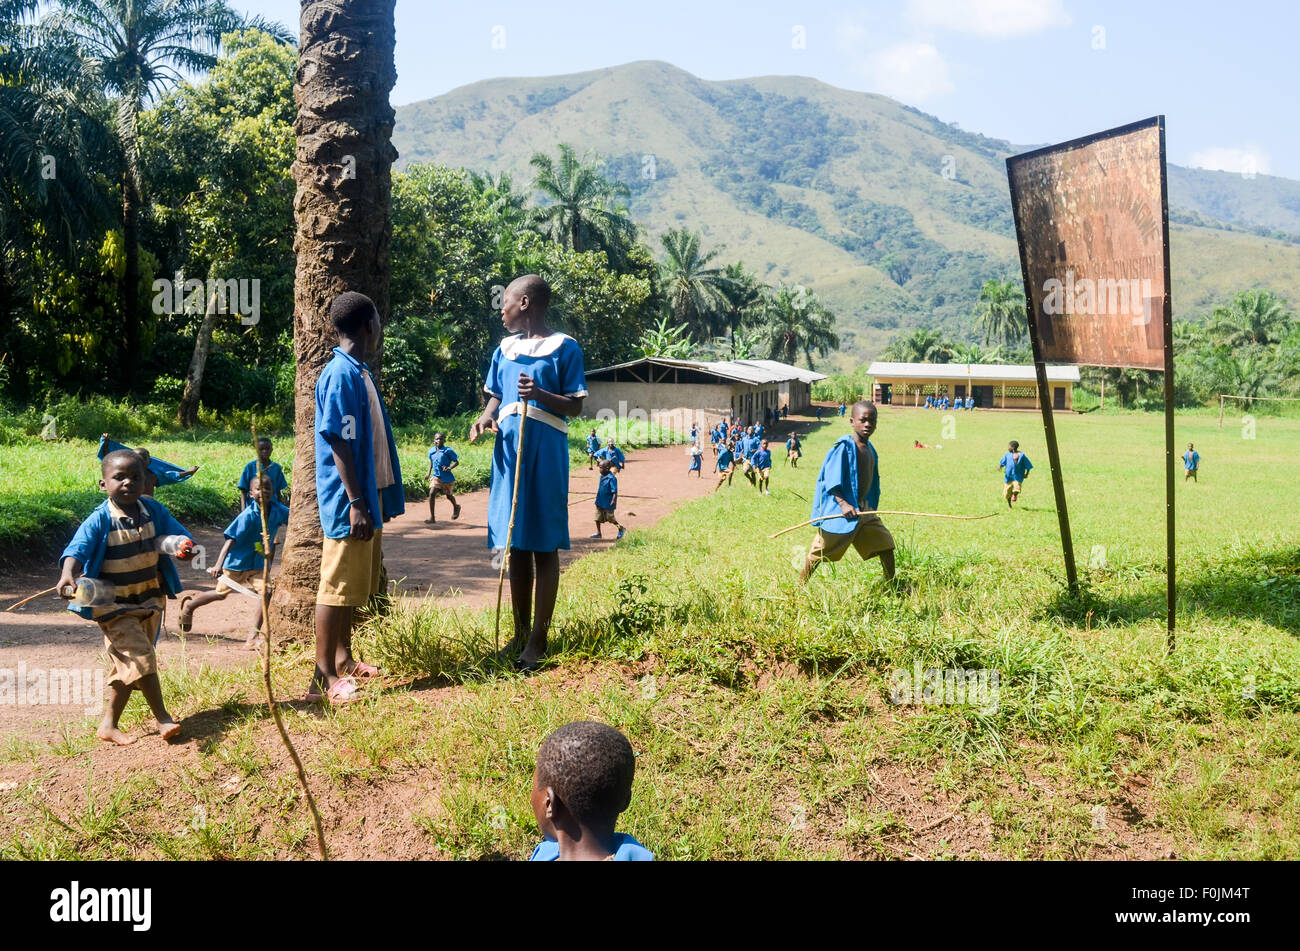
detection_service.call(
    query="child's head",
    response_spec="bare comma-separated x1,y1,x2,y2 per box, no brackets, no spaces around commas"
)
135,447,151,468
590,428,597,436
256,436,273,463
1187,442,1194,450
249,474,272,503
502,274,550,333
761,439,769,450
606,438,615,448
1009,440,1020,451
101,450,145,507
531,721,635,842
849,401,878,441
598,460,613,475
433,431,445,449
330,291,381,352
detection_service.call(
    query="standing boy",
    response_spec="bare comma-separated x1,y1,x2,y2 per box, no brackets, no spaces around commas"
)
309,291,404,704
425,431,462,523
238,436,288,507
470,274,587,671
786,433,802,468
997,440,1033,508
1183,442,1201,483
56,450,195,744
800,402,895,584
585,429,601,470
751,439,773,496
590,460,625,540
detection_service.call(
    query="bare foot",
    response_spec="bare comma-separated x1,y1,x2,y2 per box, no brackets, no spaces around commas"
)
159,720,182,741
424,518,435,524
97,724,137,746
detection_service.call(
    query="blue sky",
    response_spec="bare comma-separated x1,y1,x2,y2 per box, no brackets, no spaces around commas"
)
233,0,1298,179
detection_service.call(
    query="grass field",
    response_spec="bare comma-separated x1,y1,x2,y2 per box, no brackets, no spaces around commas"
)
2,405,1297,860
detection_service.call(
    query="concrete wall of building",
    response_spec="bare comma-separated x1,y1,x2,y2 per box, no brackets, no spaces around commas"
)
584,381,733,431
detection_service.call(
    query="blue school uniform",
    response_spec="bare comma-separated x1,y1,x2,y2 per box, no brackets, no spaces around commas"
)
528,833,654,861
428,446,459,483
998,451,1033,483
237,460,288,498
812,435,880,534
314,347,405,540
1183,450,1200,471
59,497,192,621
484,332,587,552
751,448,773,470
222,500,291,572
717,447,735,470
586,434,600,456
596,472,618,509
709,428,721,446
97,437,195,487
688,447,702,472
596,445,626,469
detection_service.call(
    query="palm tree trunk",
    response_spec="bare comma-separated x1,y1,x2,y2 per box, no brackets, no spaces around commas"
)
177,285,220,426
269,0,398,640
122,167,140,388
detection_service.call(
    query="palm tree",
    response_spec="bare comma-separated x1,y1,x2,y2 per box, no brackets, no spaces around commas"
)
638,316,695,360
42,0,292,384
269,0,397,640
974,278,1027,349
658,228,734,341
882,327,953,364
1209,290,1293,348
529,143,637,266
757,283,838,369
719,261,765,357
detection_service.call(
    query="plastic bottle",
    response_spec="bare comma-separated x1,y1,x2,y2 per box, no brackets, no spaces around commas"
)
71,577,116,607
158,534,194,558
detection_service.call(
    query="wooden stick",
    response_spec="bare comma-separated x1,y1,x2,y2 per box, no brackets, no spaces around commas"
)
495,408,529,654
567,495,595,507
6,585,59,611
768,510,999,539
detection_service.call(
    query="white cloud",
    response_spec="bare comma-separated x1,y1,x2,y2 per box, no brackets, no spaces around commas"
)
1188,146,1272,177
904,0,1072,38
857,42,955,102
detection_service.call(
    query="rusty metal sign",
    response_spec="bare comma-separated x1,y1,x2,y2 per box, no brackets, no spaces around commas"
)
1007,117,1171,370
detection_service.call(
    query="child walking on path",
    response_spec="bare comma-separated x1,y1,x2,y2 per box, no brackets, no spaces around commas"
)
425,432,462,522
56,450,195,744
590,460,625,540
800,402,895,584
470,275,587,671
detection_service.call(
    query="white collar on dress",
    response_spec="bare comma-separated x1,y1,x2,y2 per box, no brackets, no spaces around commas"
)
499,331,571,359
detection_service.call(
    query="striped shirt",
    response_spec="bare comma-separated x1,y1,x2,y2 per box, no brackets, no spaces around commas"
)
93,499,165,621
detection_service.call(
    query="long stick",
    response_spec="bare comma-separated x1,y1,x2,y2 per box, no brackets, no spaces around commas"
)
495,408,529,654
252,433,327,860
6,585,59,611
768,510,998,540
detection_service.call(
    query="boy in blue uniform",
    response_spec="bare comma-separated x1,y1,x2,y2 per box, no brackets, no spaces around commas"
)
310,292,404,704
470,275,587,671
590,460,625,539
237,437,288,508
528,721,653,861
424,431,462,523
98,435,199,497
786,434,802,468
709,425,722,471
751,439,774,496
585,429,600,470
178,475,289,646
56,450,195,744
997,440,1033,508
595,438,626,472
714,441,736,490
1183,442,1200,483
801,402,895,583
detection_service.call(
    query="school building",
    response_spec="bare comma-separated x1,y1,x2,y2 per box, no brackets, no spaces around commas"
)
866,362,1080,410
584,357,826,429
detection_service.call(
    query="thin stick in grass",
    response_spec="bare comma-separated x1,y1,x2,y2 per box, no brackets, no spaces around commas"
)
494,408,529,655
768,510,999,539
253,430,328,861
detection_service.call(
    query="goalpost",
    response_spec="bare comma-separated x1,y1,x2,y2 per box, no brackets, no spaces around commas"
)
1218,393,1300,428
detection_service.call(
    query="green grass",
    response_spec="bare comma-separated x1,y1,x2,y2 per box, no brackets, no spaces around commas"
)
2,406,1296,860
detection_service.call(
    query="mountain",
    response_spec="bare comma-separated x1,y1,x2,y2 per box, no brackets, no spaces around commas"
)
393,60,1300,369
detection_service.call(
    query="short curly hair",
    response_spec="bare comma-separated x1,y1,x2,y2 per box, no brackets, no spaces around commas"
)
536,721,635,825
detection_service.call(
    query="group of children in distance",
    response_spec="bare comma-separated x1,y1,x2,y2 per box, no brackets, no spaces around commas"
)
924,394,975,410
706,420,776,495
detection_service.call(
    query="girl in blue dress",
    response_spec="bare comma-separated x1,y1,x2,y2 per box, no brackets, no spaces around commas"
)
469,275,587,670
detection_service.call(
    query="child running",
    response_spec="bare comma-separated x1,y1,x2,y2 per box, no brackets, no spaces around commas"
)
715,440,736,490
751,439,773,496
687,441,703,477
237,437,288,507
997,440,1033,508
786,433,802,468
178,475,289,647
800,401,896,584
425,431,462,523
56,450,195,744
470,274,587,671
590,460,625,540
528,721,653,861
585,429,600,470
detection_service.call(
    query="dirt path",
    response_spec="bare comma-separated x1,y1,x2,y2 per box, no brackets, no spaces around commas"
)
0,437,738,744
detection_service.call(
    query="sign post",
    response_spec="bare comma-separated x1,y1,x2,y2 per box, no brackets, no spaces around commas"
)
1007,116,1176,643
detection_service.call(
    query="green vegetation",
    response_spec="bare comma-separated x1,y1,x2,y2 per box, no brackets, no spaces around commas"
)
4,408,1296,859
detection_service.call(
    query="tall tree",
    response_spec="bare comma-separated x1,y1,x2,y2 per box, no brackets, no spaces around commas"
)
529,143,637,266
757,283,838,369
269,0,397,639
1209,289,1293,348
658,228,733,341
974,278,1027,349
881,327,953,364
43,0,290,387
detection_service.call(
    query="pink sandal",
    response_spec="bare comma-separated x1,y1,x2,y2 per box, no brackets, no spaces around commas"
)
326,676,361,705
346,661,381,679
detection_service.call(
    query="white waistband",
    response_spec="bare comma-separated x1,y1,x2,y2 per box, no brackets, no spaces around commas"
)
499,401,567,433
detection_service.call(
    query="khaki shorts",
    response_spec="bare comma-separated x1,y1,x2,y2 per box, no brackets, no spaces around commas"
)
317,527,383,607
595,507,619,525
98,610,160,687
428,479,454,497
214,569,265,599
1003,480,1022,500
808,515,895,565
